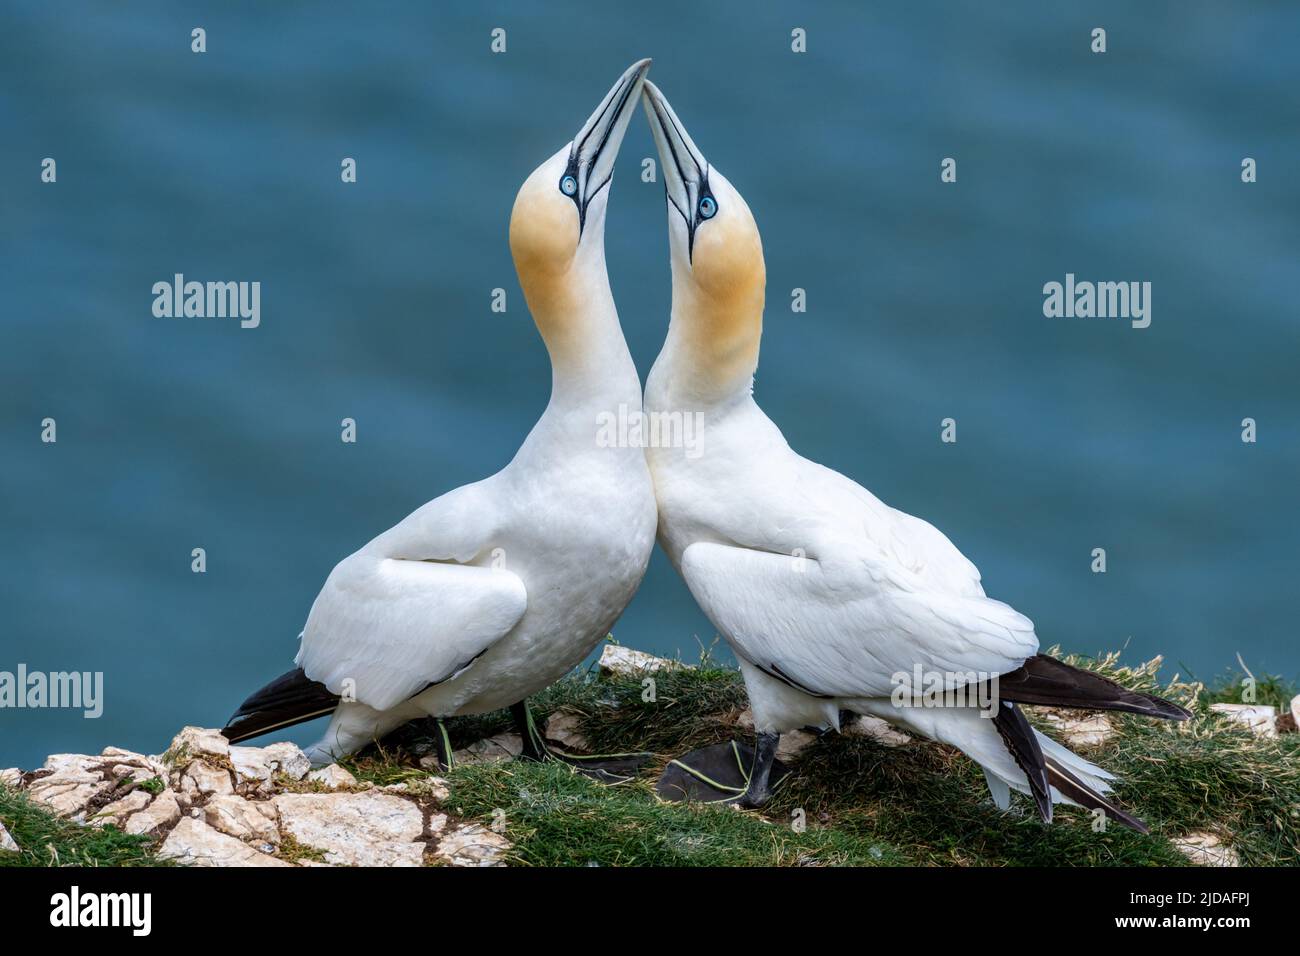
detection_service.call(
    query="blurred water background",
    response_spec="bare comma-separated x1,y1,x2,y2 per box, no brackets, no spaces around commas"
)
2,1,1296,767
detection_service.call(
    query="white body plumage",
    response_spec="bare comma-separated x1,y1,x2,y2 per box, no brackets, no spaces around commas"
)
293,61,658,762
640,78,1117,809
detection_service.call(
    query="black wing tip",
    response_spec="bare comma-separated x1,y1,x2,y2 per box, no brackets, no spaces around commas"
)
992,701,1052,824
1002,655,1194,722
1046,757,1150,834
221,721,252,743
1147,698,1194,722
220,668,339,745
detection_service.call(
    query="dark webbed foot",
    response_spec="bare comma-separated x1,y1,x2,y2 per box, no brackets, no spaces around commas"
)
655,733,788,806
511,700,652,784
735,732,780,807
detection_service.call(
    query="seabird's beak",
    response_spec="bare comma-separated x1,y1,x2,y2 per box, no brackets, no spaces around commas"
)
641,80,711,260
564,57,652,233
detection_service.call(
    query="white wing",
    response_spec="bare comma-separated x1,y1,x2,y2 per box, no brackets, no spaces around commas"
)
680,540,1036,700
295,481,527,712
800,459,986,600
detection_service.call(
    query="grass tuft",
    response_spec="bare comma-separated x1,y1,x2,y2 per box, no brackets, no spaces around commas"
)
0,784,165,868
443,760,905,867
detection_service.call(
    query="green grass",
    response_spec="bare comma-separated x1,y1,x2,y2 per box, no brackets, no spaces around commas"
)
0,783,164,867
6,650,1295,867
1198,666,1296,712
441,759,904,866
769,653,1298,867
386,650,1299,867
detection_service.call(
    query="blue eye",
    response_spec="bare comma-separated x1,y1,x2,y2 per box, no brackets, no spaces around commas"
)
699,196,717,219
560,175,578,196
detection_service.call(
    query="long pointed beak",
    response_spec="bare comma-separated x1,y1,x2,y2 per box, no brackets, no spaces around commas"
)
641,80,709,258
566,58,652,228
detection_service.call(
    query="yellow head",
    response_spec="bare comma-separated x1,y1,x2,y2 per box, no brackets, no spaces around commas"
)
509,59,651,359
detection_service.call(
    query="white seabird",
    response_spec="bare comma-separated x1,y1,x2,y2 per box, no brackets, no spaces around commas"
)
638,81,1188,828
223,60,658,771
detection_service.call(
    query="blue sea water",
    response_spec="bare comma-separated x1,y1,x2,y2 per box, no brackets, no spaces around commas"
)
2,2,1296,769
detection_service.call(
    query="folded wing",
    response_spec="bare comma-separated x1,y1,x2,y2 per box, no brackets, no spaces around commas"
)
296,554,527,712
680,541,1036,699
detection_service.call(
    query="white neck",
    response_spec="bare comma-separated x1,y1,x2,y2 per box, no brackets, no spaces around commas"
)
512,246,643,470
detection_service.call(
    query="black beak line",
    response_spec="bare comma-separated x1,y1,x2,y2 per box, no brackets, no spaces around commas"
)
566,60,650,235
645,86,710,262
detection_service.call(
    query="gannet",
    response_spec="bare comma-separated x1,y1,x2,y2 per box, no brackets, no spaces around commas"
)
222,60,658,774
639,81,1189,828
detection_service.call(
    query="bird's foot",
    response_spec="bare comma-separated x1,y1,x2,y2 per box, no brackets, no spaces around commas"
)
735,781,774,809
655,739,788,806
512,700,651,784
534,748,654,784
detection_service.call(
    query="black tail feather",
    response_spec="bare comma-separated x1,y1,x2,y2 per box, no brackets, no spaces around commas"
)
999,655,1192,721
991,701,1052,824
1046,756,1149,834
221,668,340,744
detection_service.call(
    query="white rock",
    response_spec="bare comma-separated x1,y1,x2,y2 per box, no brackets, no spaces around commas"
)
306,764,357,790
110,754,171,785
0,821,18,853
273,791,426,867
1173,831,1240,867
544,709,590,752
100,747,165,775
183,760,234,797
91,789,152,827
229,746,273,784
1209,703,1277,738
598,644,686,677
844,715,912,747
101,746,146,759
158,817,290,867
452,733,523,766
263,742,311,781
26,773,113,819
433,823,511,867
777,729,818,762
108,763,162,783
43,753,100,774
1040,711,1114,748
0,769,21,788
167,727,231,762
1289,694,1300,730
417,776,451,802
204,794,280,843
381,776,451,802
123,790,181,836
